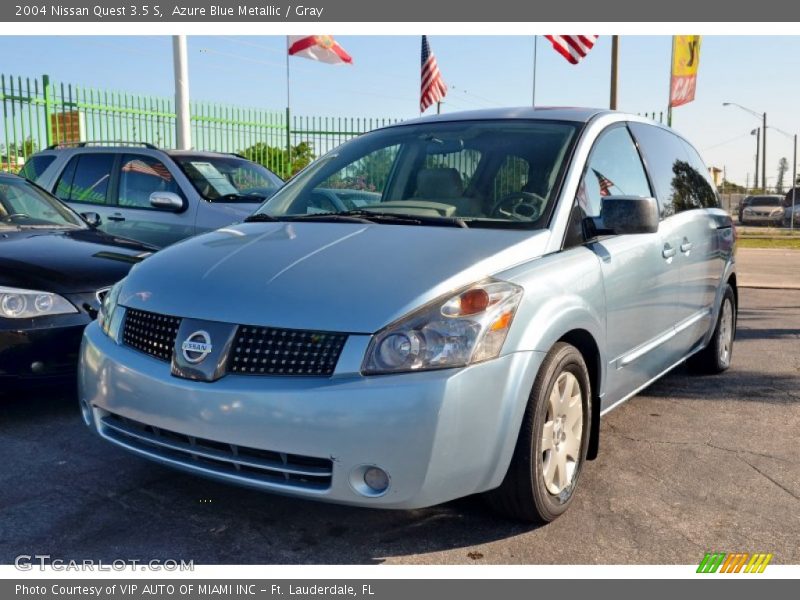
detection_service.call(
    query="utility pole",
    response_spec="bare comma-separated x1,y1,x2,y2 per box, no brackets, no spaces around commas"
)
762,112,767,193
752,128,760,190
609,36,619,110
532,35,538,106
792,134,797,231
172,35,192,150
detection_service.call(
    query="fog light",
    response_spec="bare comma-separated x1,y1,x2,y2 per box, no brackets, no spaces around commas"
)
349,464,391,497
79,398,93,427
363,467,389,493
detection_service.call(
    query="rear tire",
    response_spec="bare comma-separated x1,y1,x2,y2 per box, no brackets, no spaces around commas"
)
485,342,591,523
688,284,736,374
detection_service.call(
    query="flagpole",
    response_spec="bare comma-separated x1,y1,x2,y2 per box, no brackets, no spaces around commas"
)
666,36,675,126
285,35,292,177
609,35,619,110
532,35,538,106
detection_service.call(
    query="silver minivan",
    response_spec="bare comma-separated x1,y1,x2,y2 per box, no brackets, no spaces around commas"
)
79,108,737,522
28,145,283,248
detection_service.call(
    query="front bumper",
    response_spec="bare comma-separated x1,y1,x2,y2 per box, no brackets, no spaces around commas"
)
742,212,784,224
0,313,91,384
79,321,543,509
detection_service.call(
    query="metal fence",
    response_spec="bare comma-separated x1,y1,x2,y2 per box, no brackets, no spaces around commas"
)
0,73,402,178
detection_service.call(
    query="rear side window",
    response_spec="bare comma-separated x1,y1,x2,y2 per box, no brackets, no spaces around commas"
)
629,123,718,216
19,155,55,181
56,153,114,205
680,140,720,209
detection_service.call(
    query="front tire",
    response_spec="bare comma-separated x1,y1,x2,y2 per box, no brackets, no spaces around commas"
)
688,284,736,374
485,342,591,523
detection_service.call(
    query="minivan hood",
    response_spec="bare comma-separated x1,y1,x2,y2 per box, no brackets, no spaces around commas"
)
120,222,550,333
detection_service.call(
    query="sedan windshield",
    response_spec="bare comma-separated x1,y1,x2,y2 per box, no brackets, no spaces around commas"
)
258,120,579,228
750,196,782,207
172,154,283,202
0,178,85,229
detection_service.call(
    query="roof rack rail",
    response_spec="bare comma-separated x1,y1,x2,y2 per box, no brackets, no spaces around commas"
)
45,141,160,150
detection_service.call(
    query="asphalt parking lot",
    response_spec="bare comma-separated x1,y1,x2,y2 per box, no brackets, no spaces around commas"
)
1,287,798,565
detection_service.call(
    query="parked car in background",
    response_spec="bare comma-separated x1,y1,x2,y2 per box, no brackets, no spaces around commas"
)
737,195,753,223
79,108,737,523
0,173,154,387
739,195,784,226
783,203,799,228
24,143,283,248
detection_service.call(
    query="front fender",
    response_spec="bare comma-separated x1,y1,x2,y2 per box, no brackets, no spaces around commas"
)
499,246,607,397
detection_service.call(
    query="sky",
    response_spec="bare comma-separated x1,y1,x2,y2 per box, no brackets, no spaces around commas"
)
1,34,798,187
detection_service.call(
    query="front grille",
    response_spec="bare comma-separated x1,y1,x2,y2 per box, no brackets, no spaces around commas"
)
99,412,332,490
122,308,181,362
228,326,348,377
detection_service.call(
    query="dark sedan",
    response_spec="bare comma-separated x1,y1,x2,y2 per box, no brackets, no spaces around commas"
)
0,173,155,387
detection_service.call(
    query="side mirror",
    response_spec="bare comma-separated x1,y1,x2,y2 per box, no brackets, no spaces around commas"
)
81,212,102,228
595,196,659,235
149,191,185,212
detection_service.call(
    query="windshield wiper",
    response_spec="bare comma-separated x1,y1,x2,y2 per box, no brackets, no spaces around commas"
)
217,192,267,203
243,213,280,223
282,210,469,228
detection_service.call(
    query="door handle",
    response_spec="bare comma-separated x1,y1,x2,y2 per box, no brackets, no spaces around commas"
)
662,244,676,259
680,239,693,253
107,214,126,222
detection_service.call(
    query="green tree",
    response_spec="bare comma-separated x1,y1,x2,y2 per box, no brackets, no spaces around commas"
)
239,141,315,180
776,157,789,193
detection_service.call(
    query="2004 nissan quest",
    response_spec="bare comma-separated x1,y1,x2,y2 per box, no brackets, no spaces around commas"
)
78,108,737,522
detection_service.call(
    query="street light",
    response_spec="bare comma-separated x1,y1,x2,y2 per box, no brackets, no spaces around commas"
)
771,125,797,231
723,102,767,192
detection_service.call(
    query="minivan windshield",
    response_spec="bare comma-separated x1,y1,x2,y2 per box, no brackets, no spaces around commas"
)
0,177,85,229
257,120,579,228
172,154,283,203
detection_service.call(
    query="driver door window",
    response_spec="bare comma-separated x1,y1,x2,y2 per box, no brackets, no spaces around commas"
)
578,126,651,218
565,126,651,248
118,154,181,209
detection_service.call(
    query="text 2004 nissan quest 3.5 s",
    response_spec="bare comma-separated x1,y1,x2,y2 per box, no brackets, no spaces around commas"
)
79,108,737,522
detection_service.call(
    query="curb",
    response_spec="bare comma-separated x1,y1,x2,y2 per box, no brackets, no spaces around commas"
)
739,283,800,290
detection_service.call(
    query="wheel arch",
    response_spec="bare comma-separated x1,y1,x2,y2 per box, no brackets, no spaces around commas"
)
557,328,602,460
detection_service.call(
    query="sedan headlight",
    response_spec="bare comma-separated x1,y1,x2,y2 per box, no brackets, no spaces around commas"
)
97,280,123,338
0,286,77,319
362,280,523,374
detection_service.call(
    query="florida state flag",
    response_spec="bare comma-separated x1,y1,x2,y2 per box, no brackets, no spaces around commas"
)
288,36,353,65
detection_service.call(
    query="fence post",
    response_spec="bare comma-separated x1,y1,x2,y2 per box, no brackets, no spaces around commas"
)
42,74,53,147
285,106,291,178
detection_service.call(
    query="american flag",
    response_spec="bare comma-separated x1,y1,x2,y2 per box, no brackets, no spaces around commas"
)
420,36,447,113
592,169,615,196
545,35,599,65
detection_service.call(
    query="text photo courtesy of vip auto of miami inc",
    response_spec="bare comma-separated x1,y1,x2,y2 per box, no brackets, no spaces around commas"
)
0,26,798,582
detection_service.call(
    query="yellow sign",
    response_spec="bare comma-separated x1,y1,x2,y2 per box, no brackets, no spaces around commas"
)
670,35,702,108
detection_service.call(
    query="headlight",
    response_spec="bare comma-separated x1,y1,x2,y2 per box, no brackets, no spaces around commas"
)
97,279,123,338
362,279,523,374
0,286,77,319
771,209,783,216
